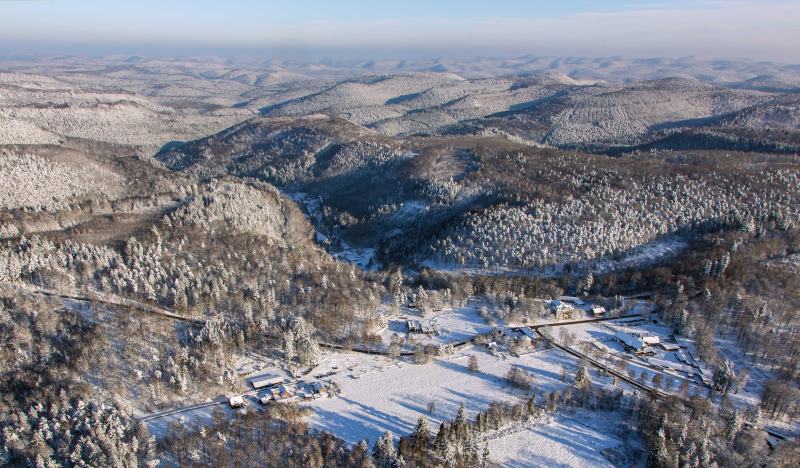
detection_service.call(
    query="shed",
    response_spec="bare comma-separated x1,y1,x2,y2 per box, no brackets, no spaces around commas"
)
420,324,437,335
641,335,660,346
659,342,681,352
590,305,606,317
519,327,537,340
406,319,422,333
229,395,245,408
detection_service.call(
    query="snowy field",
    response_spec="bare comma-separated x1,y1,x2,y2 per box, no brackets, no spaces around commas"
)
485,409,643,467
305,346,578,444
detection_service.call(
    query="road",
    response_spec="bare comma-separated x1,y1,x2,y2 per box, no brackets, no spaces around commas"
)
532,317,663,396
533,318,790,442
19,285,793,441
16,284,207,325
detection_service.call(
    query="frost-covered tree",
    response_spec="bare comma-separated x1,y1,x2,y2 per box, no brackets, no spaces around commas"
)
373,431,398,468
713,359,736,397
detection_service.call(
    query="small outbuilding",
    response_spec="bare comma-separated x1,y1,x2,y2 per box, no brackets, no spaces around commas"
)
519,327,537,340
406,319,422,333
641,335,660,346
229,395,245,408
590,305,606,317
659,342,680,352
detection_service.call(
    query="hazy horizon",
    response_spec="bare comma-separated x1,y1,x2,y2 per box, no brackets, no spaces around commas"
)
1,0,799,63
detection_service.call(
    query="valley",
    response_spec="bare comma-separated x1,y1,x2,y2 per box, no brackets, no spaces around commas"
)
0,54,799,467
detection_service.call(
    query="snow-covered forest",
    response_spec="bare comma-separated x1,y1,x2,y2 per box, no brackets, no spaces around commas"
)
1,55,799,467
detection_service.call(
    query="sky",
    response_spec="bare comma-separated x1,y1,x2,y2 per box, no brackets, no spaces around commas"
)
1,0,799,62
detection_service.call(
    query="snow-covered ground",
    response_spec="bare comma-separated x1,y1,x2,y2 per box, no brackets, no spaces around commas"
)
551,315,716,399
305,346,578,445
333,243,378,271
485,409,643,468
377,303,495,349
144,398,233,440
420,237,686,278
592,237,687,274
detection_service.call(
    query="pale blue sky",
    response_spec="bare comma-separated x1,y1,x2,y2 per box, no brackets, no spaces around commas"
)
1,0,799,61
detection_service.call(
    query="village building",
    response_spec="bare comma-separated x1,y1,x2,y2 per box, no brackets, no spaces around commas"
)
558,296,585,306
406,319,437,335
250,372,284,390
659,341,681,352
406,319,422,333
590,305,606,317
614,331,647,354
229,395,245,408
519,326,537,340
549,300,576,320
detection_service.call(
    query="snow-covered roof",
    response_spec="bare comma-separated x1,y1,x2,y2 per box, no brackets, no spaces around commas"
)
615,331,645,350
251,373,284,389
642,335,660,345
590,306,606,315
229,395,244,407
559,296,585,305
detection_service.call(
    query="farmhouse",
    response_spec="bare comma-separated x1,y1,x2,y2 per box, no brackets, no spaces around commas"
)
625,329,661,345
641,335,660,346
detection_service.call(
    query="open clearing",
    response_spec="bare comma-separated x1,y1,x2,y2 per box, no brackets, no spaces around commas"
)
307,345,583,444
486,409,641,467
